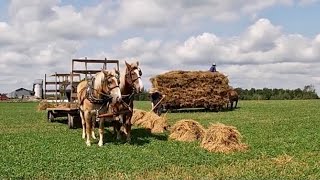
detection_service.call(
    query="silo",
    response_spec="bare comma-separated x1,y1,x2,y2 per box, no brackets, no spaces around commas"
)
34,79,43,99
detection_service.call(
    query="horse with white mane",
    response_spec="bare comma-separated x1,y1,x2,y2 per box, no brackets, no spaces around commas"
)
77,69,121,146
113,61,143,142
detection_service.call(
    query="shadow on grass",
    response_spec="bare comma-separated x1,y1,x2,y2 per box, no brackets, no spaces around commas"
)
219,106,241,112
103,128,168,146
165,107,241,113
53,118,82,128
51,118,168,146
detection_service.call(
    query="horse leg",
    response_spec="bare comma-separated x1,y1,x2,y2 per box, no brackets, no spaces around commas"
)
235,100,238,108
80,109,86,139
91,117,97,140
116,115,125,141
98,118,104,147
114,121,122,141
125,124,132,143
125,116,132,143
84,111,92,146
231,101,234,110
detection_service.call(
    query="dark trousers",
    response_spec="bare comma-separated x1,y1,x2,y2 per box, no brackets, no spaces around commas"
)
152,99,163,116
66,90,71,102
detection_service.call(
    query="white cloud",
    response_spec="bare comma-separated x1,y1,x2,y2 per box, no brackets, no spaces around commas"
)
298,0,320,5
110,0,294,27
9,0,58,24
240,19,282,52
115,1,171,28
0,22,21,46
117,37,162,57
0,1,115,92
0,0,319,94
47,5,113,39
104,18,320,92
170,19,320,65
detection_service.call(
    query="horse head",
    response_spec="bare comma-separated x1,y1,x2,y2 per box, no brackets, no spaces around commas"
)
125,61,144,93
95,69,122,104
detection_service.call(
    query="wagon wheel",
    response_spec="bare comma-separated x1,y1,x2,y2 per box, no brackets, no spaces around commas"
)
47,111,54,122
68,114,75,129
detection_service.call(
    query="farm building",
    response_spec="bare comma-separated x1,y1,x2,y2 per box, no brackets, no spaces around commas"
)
0,94,8,101
7,88,34,99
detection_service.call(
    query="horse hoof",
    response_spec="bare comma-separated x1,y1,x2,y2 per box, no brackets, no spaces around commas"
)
82,134,86,139
86,142,91,146
91,133,97,139
98,141,103,147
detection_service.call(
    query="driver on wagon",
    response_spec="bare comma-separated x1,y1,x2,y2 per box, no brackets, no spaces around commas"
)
209,63,217,72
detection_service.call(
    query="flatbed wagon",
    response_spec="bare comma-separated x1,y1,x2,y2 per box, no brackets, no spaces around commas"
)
45,57,120,128
47,107,80,129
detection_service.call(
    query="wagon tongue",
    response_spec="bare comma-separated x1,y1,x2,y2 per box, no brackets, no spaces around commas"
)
97,109,131,118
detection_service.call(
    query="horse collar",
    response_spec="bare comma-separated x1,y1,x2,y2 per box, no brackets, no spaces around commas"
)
86,77,112,104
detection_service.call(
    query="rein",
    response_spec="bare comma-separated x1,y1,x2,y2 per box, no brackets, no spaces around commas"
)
85,77,113,104
121,67,142,111
125,67,142,92
121,91,135,112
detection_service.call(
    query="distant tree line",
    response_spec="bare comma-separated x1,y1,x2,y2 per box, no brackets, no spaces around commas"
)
235,85,319,100
134,89,150,101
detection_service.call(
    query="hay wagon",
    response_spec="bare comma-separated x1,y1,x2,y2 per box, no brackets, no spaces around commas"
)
150,71,231,112
46,58,120,128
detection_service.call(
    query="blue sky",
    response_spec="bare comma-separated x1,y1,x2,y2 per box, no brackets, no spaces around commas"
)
1,0,320,94
260,3,320,36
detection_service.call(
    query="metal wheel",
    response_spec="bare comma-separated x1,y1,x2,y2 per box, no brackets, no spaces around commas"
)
47,111,54,122
68,114,75,129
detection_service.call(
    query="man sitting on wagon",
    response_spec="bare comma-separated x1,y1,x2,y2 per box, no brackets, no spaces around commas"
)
209,63,217,72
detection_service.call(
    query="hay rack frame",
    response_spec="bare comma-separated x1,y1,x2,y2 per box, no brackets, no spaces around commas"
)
46,57,120,129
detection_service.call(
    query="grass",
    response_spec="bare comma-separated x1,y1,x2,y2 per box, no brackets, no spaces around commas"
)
0,100,320,179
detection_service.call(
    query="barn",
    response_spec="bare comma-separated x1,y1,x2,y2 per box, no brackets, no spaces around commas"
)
7,88,34,99
0,94,8,101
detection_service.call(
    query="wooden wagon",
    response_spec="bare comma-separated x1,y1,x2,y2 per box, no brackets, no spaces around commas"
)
46,57,120,128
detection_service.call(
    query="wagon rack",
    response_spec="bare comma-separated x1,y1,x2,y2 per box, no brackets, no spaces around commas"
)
45,72,81,128
44,73,80,101
46,58,120,129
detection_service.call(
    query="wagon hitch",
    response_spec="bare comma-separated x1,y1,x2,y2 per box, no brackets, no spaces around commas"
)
97,109,131,118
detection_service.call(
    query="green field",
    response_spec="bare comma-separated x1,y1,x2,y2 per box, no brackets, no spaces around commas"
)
0,100,320,179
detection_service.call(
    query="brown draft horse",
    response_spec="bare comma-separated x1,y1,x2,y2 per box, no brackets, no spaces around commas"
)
227,88,239,110
114,61,143,143
77,69,121,146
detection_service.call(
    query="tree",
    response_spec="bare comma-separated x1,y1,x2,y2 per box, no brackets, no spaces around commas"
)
233,85,318,100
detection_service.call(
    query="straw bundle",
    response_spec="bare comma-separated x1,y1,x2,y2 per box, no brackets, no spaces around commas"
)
169,119,205,142
37,101,54,111
37,101,79,111
132,109,168,133
200,123,248,153
131,109,147,124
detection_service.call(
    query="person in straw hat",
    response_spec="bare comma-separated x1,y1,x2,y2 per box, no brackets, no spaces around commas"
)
149,88,164,115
